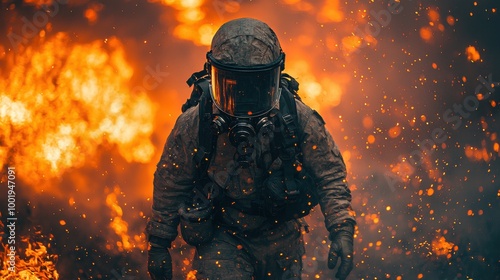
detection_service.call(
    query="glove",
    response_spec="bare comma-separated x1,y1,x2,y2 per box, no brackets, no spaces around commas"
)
328,223,354,280
147,236,173,280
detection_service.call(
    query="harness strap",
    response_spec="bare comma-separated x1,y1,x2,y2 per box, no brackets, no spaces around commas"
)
186,71,307,219
277,87,301,201
182,68,209,113
193,79,216,186
186,67,208,87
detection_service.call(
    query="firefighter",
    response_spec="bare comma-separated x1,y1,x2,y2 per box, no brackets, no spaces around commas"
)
147,17,356,280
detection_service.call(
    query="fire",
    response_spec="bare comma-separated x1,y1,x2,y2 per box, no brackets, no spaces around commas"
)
21,0,54,7
106,186,146,252
2,1,496,278
0,32,156,188
465,144,492,162
149,0,217,46
388,161,414,183
0,219,59,279
317,0,344,23
431,236,456,258
286,60,344,110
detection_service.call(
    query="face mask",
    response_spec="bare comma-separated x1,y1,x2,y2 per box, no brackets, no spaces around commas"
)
211,114,276,167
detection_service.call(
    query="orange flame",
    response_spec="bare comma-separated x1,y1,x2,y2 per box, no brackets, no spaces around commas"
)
0,33,156,188
149,0,217,46
106,186,147,252
286,60,344,110
1,220,59,280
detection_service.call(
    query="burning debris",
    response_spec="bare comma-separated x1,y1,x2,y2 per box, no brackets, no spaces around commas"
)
106,186,147,253
1,220,59,280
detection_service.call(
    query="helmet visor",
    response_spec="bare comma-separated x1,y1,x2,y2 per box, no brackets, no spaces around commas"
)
208,53,283,118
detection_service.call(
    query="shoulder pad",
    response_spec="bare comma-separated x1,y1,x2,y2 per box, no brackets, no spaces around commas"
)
312,110,326,125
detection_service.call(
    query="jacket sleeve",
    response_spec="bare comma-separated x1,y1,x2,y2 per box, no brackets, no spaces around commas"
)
299,106,356,232
146,107,199,241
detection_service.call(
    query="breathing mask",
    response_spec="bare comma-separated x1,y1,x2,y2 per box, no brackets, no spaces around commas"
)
205,17,286,166
211,112,276,167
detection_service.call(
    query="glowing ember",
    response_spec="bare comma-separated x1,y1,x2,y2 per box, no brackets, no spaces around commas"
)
419,26,433,42
285,60,345,111
465,46,481,62
431,236,456,258
186,270,197,280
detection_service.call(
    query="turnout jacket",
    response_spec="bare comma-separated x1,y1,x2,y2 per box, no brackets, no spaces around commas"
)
146,98,356,241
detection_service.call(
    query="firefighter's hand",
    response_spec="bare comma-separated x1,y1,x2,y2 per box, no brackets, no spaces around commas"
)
328,223,354,280
148,237,172,280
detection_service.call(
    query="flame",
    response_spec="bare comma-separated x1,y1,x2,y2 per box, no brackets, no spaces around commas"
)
389,161,414,183
0,32,156,188
286,60,344,110
341,35,363,57
149,0,217,46
1,220,59,280
21,0,54,7
317,0,344,23
388,125,402,138
106,186,146,252
2,1,496,278
419,26,433,42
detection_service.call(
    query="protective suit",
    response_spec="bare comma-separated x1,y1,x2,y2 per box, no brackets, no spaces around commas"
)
147,18,356,280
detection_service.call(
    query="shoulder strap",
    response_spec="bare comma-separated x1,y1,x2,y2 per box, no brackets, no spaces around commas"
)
276,87,302,200
281,73,301,101
192,81,215,184
183,66,215,184
187,72,303,187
